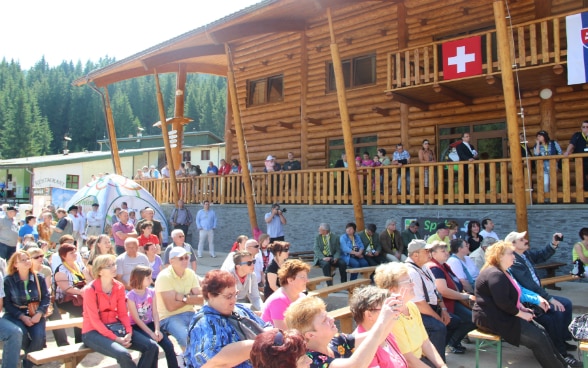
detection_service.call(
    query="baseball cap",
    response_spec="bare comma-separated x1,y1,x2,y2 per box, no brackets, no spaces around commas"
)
67,205,78,212
505,231,527,243
6,206,17,212
407,239,434,253
92,203,99,207
266,155,274,161
409,221,420,227
169,247,190,259
436,222,448,230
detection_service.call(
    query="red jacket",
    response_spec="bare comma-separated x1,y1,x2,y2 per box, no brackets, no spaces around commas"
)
219,163,231,175
82,279,131,340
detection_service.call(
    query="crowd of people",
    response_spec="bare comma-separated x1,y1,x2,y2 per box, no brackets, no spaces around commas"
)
0,198,584,368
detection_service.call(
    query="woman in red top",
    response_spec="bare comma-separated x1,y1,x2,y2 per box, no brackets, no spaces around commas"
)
219,159,232,175
82,254,159,368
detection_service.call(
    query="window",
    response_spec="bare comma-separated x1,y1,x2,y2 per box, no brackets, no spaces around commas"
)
438,121,507,161
328,135,378,167
201,150,210,160
247,75,284,106
66,175,79,189
327,54,376,92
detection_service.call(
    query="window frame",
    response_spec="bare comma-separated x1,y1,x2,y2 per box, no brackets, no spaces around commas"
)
327,134,378,167
201,150,210,161
326,53,376,92
246,74,284,107
65,174,79,190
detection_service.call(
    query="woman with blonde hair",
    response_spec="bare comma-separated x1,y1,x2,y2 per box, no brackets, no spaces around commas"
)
84,234,115,281
473,241,568,368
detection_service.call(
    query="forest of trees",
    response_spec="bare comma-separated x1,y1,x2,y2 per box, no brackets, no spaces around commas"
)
0,57,227,159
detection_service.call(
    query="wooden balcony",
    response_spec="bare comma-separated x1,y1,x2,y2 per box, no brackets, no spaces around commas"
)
137,154,588,206
385,14,568,106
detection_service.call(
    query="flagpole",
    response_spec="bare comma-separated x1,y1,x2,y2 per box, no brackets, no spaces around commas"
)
494,0,528,233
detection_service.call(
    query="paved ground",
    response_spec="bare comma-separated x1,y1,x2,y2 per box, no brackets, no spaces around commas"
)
6,251,587,367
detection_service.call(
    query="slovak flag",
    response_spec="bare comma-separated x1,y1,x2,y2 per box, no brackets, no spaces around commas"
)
566,12,588,85
442,36,482,80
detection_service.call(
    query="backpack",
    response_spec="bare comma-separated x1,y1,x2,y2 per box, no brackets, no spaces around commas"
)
569,313,588,340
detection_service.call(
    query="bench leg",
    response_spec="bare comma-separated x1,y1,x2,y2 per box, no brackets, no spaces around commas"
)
583,349,588,368
473,338,502,368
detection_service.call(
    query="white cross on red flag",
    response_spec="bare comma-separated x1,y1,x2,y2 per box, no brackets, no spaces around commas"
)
442,36,482,80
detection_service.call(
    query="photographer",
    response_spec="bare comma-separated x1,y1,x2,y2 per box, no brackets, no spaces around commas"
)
313,223,347,286
264,203,287,243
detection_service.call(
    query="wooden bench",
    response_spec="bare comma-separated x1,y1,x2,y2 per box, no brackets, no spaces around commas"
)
535,262,567,289
328,306,353,334
290,251,314,263
306,276,333,291
579,341,587,368
467,329,502,368
346,265,377,280
540,274,578,290
28,343,92,368
46,317,84,331
308,279,371,301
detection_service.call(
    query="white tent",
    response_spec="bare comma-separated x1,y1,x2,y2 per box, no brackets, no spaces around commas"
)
65,174,169,242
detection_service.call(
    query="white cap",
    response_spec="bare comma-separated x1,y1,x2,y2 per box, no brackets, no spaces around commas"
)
266,155,274,161
505,231,527,243
169,247,190,259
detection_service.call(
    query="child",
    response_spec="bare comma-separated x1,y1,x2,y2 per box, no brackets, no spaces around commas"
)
137,221,159,252
128,211,137,225
127,266,179,368
373,156,382,167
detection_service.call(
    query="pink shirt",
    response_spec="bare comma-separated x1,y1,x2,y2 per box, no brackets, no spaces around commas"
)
261,288,305,325
356,325,408,368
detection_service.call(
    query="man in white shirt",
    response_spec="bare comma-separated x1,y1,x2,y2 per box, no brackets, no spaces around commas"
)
67,206,84,246
479,218,499,240
85,203,103,237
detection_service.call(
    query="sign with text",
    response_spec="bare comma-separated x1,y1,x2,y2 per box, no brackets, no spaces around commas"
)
402,217,474,240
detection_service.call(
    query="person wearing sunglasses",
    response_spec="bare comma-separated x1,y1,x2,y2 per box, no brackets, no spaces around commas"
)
155,246,203,351
250,329,311,368
186,269,271,368
230,250,262,311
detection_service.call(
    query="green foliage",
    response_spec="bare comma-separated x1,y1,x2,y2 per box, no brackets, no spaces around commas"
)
0,57,227,158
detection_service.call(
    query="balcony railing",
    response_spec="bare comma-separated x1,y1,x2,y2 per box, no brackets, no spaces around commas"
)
137,154,588,205
386,13,566,91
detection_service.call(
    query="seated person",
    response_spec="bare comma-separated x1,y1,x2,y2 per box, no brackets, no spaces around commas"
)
284,295,401,368
261,259,310,329
185,269,271,368
357,223,383,267
313,223,347,286
339,222,369,280
230,251,262,311
250,329,311,368
350,286,408,367
446,238,479,293
375,262,447,368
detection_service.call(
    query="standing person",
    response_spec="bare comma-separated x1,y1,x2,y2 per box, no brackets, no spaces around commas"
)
218,159,232,175
466,220,484,252
401,221,422,248
533,130,562,194
0,206,19,261
37,212,54,244
392,143,411,193
334,153,348,168
86,203,103,237
155,247,203,350
127,265,179,368
161,163,170,178
564,120,588,191
3,251,50,368
50,208,73,247
169,199,193,238
380,219,406,262
263,155,282,172
473,241,570,368
314,223,347,286
418,139,436,194
230,159,242,174
283,152,301,171
358,223,382,267
112,210,138,256
206,161,219,175
340,222,369,280
195,200,217,258
135,208,163,246
456,132,478,194
19,216,37,242
265,203,286,242
377,148,391,165
67,206,83,246
479,218,499,239
0,271,24,368
82,254,159,368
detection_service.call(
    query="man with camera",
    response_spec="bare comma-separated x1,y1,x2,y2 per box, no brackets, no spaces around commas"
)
313,223,347,286
265,203,287,242
507,231,579,366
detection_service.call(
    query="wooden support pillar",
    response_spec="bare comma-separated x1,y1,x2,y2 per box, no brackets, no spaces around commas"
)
172,64,187,171
154,71,179,204
225,43,260,236
103,88,122,175
300,34,309,169
224,87,233,164
539,88,556,134
494,0,528,232
400,104,409,149
327,8,365,230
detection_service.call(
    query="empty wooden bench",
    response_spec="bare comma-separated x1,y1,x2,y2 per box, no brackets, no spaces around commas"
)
346,265,377,280
46,317,84,331
540,274,578,290
290,251,315,263
468,329,502,368
535,262,567,289
328,306,353,334
308,279,371,301
28,343,92,368
306,276,333,291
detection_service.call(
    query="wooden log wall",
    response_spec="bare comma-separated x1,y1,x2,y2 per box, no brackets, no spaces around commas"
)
226,0,587,170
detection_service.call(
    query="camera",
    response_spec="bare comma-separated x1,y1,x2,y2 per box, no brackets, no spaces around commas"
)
280,208,287,213
555,234,564,241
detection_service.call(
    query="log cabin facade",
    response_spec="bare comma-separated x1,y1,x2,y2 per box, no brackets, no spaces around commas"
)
74,0,588,232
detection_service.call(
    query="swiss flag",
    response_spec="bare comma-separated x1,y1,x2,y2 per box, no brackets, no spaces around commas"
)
442,36,482,80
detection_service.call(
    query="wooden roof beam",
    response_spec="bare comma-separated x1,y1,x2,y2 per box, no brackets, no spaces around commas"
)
141,45,225,70
278,121,295,129
305,117,322,125
372,106,391,116
386,92,429,111
208,19,307,44
432,84,473,105
252,125,267,133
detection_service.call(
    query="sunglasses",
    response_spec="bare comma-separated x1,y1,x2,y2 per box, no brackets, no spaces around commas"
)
283,248,290,252
238,260,256,266
177,255,190,261
247,244,260,249
31,255,44,260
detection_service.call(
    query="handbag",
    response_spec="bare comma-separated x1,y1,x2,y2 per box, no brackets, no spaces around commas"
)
523,302,545,318
568,313,588,340
105,322,127,337
27,273,53,318
570,259,585,277
227,312,265,340
61,293,84,307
